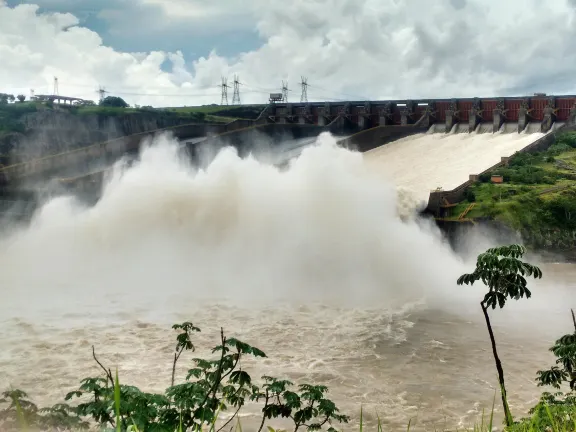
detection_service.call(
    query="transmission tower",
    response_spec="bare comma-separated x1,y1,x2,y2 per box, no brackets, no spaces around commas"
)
232,75,241,105
220,77,229,105
53,76,59,96
281,80,289,103
97,86,108,103
300,76,308,103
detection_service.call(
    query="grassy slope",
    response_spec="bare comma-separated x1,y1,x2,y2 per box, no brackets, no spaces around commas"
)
444,132,576,248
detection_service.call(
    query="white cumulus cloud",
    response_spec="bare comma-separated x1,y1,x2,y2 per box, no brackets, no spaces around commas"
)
1,0,576,107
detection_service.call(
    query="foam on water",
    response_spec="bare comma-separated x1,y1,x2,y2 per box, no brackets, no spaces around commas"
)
0,131,572,430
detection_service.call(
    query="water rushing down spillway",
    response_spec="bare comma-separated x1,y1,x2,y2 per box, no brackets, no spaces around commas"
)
363,122,548,210
0,130,573,431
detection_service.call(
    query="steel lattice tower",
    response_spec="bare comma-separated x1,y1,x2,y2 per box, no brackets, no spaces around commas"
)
281,80,289,103
232,75,241,105
220,77,229,105
97,86,107,103
300,76,308,103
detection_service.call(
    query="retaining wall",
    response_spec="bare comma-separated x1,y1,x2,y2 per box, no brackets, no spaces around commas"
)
0,122,229,186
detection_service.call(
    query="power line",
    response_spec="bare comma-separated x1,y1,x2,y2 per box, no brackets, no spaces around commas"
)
220,76,229,105
13,76,374,104
232,75,241,105
300,76,308,103
308,83,371,101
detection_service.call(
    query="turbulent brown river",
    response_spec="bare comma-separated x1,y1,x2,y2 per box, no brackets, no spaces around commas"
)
0,132,574,431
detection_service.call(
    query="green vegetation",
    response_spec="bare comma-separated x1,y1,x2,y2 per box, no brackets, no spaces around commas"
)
1,245,575,431
0,94,264,138
0,102,38,134
447,132,576,251
458,245,543,427
100,96,129,108
1,323,349,432
165,104,264,119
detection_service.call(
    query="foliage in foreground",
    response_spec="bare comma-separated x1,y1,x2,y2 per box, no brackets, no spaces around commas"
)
1,244,575,431
457,244,543,427
0,323,349,432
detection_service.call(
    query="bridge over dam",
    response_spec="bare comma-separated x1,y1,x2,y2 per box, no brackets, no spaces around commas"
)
0,94,575,222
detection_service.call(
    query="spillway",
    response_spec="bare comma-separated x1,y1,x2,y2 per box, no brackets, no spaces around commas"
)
363,122,548,208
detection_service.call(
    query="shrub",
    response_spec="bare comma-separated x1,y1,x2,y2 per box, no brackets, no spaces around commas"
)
548,143,572,155
556,131,576,148
0,322,349,432
464,188,476,202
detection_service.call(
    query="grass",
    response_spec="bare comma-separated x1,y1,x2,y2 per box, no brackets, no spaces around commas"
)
443,143,576,230
164,104,265,121
164,104,264,114
0,101,252,138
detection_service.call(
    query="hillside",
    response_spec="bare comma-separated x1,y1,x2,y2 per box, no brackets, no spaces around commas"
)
0,102,263,166
444,131,576,253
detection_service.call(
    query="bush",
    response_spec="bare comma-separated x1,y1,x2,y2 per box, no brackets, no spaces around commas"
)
464,188,476,202
0,322,350,432
556,131,576,148
509,152,537,167
548,143,572,155
479,173,491,183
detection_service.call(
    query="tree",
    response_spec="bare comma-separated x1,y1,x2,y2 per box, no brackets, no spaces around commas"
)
536,309,576,391
16,94,26,103
457,244,543,427
2,321,349,431
0,93,15,104
99,95,129,108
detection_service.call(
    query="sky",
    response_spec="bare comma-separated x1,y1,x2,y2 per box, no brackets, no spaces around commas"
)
2,0,576,107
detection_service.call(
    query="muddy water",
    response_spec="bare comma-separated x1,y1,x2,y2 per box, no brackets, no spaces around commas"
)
0,132,573,431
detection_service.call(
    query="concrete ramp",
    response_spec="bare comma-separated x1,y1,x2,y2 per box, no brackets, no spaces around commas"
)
363,125,550,207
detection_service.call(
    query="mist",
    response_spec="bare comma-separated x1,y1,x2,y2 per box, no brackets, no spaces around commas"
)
0,131,572,428
0,132,477,320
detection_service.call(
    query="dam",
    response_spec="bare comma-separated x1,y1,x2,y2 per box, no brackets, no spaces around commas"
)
1,94,576,431
0,93,574,223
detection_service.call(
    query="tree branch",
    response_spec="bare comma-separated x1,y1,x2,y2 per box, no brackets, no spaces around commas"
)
91,346,116,428
571,309,576,333
171,345,185,387
256,390,270,432
217,404,242,432
199,327,227,409
92,346,114,387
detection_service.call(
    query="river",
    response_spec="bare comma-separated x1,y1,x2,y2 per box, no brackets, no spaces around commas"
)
0,131,573,431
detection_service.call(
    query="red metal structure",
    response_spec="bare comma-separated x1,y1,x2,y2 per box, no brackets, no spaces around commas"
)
530,98,548,121
269,94,576,129
458,101,472,122
557,97,576,121
504,99,521,121
435,101,450,123
481,100,496,122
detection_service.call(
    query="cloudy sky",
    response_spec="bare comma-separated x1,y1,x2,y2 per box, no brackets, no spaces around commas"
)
2,0,576,107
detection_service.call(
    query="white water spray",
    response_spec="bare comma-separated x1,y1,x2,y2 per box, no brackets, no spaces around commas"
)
0,130,572,430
